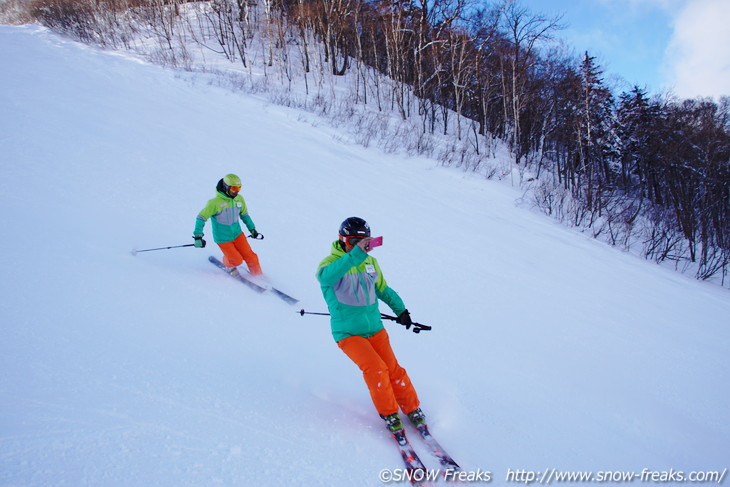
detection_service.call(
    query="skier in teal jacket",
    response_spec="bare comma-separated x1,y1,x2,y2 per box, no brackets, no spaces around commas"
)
317,217,426,434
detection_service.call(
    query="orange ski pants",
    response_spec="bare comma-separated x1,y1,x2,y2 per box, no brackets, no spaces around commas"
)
217,233,262,275
337,328,420,417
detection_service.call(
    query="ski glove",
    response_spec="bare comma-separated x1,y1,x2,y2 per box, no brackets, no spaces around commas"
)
193,235,206,248
396,309,412,329
250,229,263,239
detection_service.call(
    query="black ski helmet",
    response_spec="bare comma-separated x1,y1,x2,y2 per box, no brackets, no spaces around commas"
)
339,217,371,237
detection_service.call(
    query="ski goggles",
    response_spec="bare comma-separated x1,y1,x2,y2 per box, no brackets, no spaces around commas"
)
228,185,241,193
341,235,367,247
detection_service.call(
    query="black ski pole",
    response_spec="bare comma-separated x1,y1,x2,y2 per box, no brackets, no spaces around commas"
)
380,313,433,334
298,309,331,316
298,309,432,333
131,243,196,256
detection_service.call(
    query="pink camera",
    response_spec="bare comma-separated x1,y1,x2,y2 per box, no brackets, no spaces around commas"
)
367,236,383,249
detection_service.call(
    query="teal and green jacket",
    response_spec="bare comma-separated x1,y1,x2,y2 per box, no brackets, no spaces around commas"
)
194,189,255,244
317,241,406,342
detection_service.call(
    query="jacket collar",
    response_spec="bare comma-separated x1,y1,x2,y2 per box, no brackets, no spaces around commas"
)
330,240,346,256
216,179,237,200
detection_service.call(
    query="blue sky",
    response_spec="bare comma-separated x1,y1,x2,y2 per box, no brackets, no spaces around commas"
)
518,0,730,99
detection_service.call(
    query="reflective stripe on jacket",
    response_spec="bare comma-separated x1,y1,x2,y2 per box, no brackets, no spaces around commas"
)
317,241,406,342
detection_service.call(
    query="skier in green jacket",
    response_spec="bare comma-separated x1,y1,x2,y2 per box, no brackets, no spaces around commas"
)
316,216,425,434
193,173,262,275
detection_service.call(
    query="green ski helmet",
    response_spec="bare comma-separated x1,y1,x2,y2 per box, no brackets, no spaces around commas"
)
223,173,242,187
221,173,242,196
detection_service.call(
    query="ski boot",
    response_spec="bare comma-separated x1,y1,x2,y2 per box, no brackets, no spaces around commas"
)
407,408,426,427
381,413,404,434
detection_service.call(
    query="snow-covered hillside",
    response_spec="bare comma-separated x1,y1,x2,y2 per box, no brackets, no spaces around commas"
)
1,25,728,487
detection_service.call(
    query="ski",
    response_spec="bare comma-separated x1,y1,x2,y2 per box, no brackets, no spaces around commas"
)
268,286,299,305
208,256,299,304
391,430,435,486
413,424,461,472
208,256,266,293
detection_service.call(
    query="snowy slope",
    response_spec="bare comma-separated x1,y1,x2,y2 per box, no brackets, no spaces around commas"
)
1,25,729,487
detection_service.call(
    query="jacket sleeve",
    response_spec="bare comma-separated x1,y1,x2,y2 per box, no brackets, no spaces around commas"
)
317,245,367,286
238,197,255,232
374,260,406,315
193,201,215,236
240,213,255,233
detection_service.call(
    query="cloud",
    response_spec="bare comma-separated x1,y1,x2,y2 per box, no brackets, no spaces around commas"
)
663,0,730,98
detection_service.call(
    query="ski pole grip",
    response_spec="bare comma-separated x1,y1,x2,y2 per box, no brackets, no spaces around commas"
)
412,323,432,333
380,313,431,333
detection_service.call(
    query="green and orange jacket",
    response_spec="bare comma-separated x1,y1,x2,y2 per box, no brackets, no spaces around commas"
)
194,190,255,244
317,241,406,342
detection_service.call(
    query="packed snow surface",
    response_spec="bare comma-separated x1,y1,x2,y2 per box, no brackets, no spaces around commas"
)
1,25,728,487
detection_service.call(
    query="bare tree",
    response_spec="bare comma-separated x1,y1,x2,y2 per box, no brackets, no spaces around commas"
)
501,0,562,165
